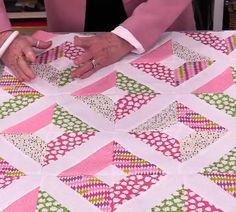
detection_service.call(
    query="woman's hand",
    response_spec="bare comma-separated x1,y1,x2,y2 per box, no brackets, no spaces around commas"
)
1,34,52,81
72,32,134,79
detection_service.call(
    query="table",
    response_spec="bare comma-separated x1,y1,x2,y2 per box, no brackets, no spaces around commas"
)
0,31,235,212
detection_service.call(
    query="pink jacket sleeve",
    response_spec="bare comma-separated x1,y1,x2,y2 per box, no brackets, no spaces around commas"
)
121,0,194,51
0,0,12,32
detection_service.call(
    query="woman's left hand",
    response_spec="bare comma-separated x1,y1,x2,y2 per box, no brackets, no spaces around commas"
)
72,32,134,79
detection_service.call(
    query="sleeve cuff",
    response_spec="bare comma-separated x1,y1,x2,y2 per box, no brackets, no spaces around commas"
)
112,26,145,54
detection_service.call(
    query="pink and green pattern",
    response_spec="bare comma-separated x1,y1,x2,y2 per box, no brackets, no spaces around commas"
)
2,104,99,166
36,190,69,211
59,141,164,211
35,44,64,64
132,101,178,133
0,95,42,120
152,186,185,211
201,147,236,198
131,40,214,87
203,173,236,198
130,131,181,161
0,72,43,119
73,72,157,122
132,101,227,133
35,41,84,64
60,174,162,212
115,73,157,120
185,32,236,55
3,131,97,167
132,60,214,87
115,93,157,121
0,157,25,189
226,34,236,54
52,105,98,132
132,101,226,132
152,186,222,212
110,174,161,210
60,175,111,211
202,147,236,174
175,60,214,85
113,141,162,175
43,131,96,166
196,93,236,117
132,62,176,86
131,101,227,161
0,72,41,96
75,95,116,122
177,102,225,131
115,72,157,121
32,64,75,87
184,188,222,212
116,72,155,94
58,67,74,86
0,73,41,96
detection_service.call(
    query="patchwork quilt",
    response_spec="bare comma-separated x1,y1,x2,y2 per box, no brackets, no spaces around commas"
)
0,32,235,212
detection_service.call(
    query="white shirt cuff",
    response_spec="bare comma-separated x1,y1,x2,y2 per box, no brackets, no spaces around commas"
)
112,26,145,54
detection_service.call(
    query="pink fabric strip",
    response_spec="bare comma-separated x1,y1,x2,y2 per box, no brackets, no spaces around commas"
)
3,188,39,212
132,40,173,63
194,67,234,93
2,105,56,134
60,142,113,176
72,72,116,96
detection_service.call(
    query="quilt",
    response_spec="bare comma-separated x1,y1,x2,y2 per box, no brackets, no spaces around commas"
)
0,31,236,212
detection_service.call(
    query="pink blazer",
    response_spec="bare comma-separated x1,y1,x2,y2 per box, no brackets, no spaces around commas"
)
1,0,195,51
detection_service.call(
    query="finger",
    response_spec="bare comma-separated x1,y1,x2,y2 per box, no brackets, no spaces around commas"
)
14,62,32,81
17,56,36,80
34,40,52,49
71,61,94,78
79,69,96,79
74,52,93,65
22,47,36,64
28,36,52,49
9,64,23,82
74,36,92,48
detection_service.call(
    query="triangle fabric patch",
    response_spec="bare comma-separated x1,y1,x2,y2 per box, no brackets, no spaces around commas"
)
0,157,25,189
4,188,39,212
36,190,70,211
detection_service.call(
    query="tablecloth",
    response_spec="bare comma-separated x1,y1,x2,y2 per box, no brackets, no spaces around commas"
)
0,31,236,212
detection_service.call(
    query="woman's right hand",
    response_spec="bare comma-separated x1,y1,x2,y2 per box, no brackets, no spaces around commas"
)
1,34,52,81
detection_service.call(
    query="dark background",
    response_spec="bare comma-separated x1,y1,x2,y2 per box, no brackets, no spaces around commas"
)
3,0,231,30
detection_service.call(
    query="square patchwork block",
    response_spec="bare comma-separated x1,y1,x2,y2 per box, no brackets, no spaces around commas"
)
1,104,98,166
59,141,165,211
32,41,84,87
130,101,227,162
72,71,158,123
131,40,214,87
